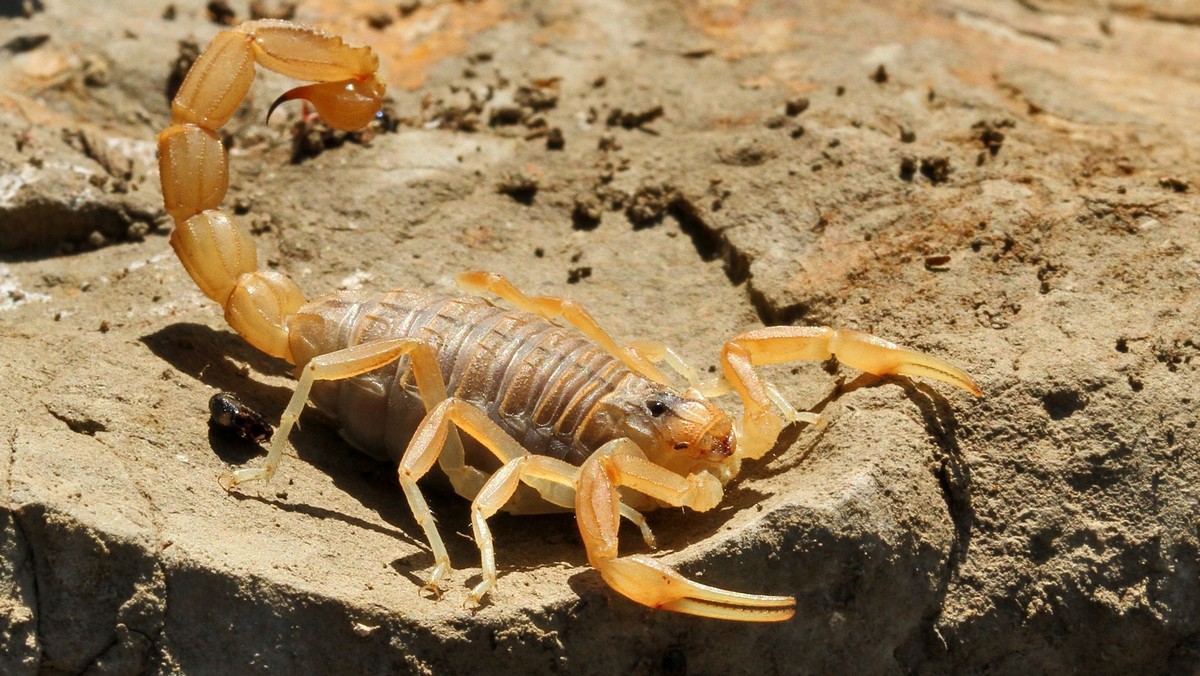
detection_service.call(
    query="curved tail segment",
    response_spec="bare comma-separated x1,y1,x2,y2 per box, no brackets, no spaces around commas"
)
158,20,385,363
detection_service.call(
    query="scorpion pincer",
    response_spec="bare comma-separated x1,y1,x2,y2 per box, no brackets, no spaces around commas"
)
158,20,982,622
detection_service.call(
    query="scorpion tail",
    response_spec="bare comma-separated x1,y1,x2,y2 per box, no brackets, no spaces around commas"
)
159,20,384,362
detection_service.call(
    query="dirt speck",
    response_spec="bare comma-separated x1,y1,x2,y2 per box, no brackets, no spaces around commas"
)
606,104,664,130
496,169,539,204
205,0,237,25
248,0,296,20
785,97,810,116
625,182,680,227
919,156,951,184
1159,176,1189,192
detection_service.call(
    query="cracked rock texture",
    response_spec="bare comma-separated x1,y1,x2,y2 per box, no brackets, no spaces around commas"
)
1,0,1198,673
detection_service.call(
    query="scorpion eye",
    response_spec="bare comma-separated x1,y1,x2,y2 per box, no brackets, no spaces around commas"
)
646,398,668,417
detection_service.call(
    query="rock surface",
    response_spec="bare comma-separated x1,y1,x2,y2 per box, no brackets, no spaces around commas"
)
1,0,1197,673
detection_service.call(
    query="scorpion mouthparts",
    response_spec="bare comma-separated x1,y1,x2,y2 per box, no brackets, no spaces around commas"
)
704,431,735,461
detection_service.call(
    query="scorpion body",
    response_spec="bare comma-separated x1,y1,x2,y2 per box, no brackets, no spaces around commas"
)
158,20,980,622
298,290,680,493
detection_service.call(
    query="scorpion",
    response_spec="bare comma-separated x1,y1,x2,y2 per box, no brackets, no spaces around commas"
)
158,20,981,622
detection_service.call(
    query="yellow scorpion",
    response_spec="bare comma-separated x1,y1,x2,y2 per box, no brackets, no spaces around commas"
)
159,20,981,622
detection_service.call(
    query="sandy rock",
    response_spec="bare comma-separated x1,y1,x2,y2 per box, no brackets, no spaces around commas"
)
1,0,1197,673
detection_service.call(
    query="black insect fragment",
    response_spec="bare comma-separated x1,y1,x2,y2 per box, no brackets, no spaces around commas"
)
209,392,273,444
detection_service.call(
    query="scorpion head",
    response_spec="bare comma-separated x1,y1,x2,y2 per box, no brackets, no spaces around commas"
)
612,386,739,483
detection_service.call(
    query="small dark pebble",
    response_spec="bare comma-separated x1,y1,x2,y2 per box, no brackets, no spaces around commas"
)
496,170,538,204
924,254,952,270
566,266,592,284
248,0,297,20
920,156,951,184
206,0,237,25
514,84,558,112
606,105,664,130
784,97,809,116
871,64,888,83
1159,176,1189,193
488,105,525,127
572,193,603,230
3,34,50,53
365,10,394,29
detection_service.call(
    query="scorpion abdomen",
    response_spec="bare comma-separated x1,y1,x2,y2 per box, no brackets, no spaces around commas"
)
288,289,641,469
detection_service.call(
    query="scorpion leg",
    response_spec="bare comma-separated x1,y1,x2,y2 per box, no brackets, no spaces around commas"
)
623,340,729,396
466,454,659,606
576,440,796,622
628,340,819,428
456,271,672,385
722,327,982,459
397,397,537,593
221,338,453,489
467,454,579,605
398,399,655,598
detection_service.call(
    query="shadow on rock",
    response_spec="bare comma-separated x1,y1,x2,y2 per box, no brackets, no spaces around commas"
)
139,322,294,399
898,378,975,570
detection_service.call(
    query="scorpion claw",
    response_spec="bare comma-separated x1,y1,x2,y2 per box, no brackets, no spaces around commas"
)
420,582,443,600
464,590,488,612
600,555,795,623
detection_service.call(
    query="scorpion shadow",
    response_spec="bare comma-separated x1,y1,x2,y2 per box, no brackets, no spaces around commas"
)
826,373,976,571
678,372,974,572
140,324,431,534
832,373,974,568
893,376,975,570
140,323,595,594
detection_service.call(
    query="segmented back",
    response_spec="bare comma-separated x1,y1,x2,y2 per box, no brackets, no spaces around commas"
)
286,289,645,468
